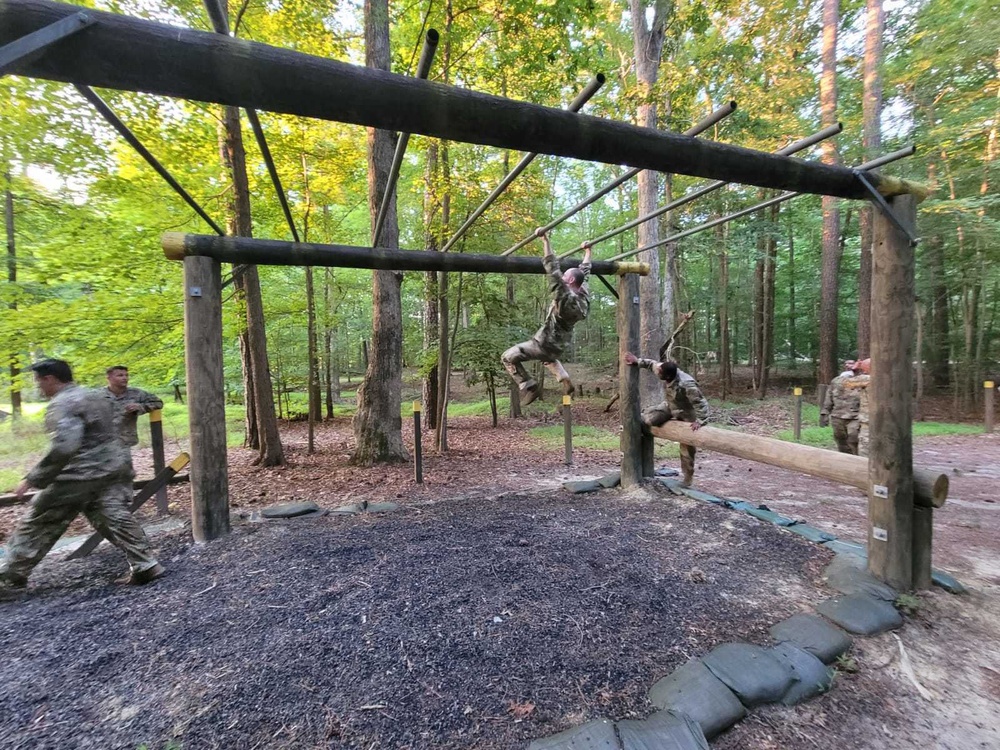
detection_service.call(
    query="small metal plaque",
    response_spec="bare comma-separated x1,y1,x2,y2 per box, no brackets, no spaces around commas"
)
873,527,888,541
873,484,888,498
632,296,640,304
189,286,202,297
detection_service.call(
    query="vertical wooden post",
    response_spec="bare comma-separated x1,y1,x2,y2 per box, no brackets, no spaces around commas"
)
149,409,167,514
867,195,916,591
413,400,423,483
183,256,230,542
793,387,803,441
563,395,573,466
985,381,995,434
618,273,642,486
912,506,933,590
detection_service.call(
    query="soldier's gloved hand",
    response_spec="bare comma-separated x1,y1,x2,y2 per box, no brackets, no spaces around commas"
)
15,479,31,500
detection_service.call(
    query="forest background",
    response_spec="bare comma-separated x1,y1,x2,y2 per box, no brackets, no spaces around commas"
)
1,0,997,467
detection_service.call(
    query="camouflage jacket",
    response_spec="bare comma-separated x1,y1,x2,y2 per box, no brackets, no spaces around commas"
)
635,360,711,424
821,374,861,421
530,254,591,355
843,374,870,424
105,386,163,447
26,384,131,488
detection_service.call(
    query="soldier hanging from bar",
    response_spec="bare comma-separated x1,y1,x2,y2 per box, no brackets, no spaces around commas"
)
501,228,592,405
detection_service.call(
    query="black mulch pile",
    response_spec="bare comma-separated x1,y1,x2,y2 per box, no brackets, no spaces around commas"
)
0,485,830,750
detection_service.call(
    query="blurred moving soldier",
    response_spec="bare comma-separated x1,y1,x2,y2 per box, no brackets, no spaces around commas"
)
844,358,871,457
501,229,592,405
624,353,710,487
0,359,164,594
821,360,863,455
105,365,163,465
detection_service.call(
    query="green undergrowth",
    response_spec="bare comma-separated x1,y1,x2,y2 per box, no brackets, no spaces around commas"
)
775,420,982,448
528,425,679,459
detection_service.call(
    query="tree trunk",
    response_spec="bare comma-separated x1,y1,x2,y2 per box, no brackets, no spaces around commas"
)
857,0,884,359
506,276,522,418
915,301,925,421
788,205,797,368
422,142,439,429
630,0,669,404
818,0,842,385
434,3,454,451
352,0,408,465
924,161,951,388
760,202,778,396
5,171,21,419
717,221,732,398
752,212,765,394
301,155,321,449
220,103,284,466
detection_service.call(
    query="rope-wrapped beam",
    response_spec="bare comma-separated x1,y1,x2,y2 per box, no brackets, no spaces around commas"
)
162,233,650,276
2,0,925,200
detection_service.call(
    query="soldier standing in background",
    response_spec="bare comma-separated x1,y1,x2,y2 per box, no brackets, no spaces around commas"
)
623,353,710,487
105,365,163,465
821,361,863,454
844,358,871,457
501,229,592,405
0,359,164,593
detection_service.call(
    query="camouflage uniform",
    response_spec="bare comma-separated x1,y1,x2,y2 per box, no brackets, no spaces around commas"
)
843,375,870,457
502,254,591,392
634,360,710,484
0,384,159,587
104,386,163,447
821,374,861,455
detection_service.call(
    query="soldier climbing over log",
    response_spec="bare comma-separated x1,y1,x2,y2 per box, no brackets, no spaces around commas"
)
501,228,592,405
623,352,710,487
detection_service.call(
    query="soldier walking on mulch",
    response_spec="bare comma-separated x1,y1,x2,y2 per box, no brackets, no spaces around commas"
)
501,228,592,405
624,353,710,487
0,359,164,595
821,360,863,455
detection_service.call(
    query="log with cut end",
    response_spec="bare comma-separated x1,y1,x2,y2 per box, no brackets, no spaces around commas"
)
649,423,947,508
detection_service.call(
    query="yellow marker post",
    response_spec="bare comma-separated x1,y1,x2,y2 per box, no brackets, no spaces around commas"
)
986,382,995,435
412,401,423,483
563,395,573,465
793,387,803,441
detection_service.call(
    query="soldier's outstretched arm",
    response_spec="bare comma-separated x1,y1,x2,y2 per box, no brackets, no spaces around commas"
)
536,227,564,298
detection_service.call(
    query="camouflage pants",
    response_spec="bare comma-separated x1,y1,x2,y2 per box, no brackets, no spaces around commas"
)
832,417,860,455
0,478,158,585
641,402,697,481
501,339,570,390
858,421,869,458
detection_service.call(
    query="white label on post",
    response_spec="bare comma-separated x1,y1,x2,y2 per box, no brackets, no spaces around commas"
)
873,527,888,541
633,296,640,304
189,286,202,297
873,484,889,498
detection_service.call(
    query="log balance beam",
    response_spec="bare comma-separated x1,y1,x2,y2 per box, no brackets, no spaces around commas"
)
162,233,650,276
649,422,948,509
3,0,926,201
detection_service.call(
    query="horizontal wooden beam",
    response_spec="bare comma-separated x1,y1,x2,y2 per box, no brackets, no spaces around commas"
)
162,233,649,276
650,422,947,508
2,0,922,200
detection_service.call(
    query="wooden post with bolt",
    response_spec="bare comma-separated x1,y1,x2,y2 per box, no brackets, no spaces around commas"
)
618,274,643,486
868,194,918,590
